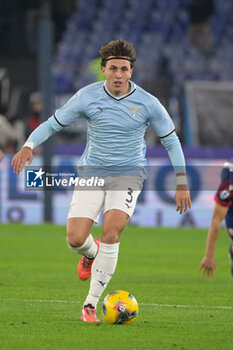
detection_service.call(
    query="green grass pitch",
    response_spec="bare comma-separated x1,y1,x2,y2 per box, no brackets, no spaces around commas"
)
0,224,232,350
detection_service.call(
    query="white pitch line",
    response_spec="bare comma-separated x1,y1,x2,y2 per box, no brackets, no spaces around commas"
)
140,303,233,310
0,298,232,310
0,298,81,304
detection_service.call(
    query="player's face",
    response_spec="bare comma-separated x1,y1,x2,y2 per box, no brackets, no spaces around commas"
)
102,58,133,96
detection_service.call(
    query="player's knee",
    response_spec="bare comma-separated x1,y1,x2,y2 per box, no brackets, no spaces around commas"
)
101,227,120,244
66,227,85,247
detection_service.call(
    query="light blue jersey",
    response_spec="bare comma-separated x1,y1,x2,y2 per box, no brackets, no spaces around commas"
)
56,81,174,166
27,80,186,175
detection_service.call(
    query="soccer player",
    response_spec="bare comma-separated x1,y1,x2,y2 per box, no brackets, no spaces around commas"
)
199,159,233,278
12,40,191,322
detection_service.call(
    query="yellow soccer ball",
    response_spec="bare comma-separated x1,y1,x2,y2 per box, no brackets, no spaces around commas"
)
101,290,139,325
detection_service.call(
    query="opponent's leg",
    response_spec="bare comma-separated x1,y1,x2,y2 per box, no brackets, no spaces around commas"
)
229,242,233,276
225,207,233,276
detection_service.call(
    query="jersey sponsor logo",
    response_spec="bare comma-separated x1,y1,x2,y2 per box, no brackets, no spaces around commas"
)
97,107,105,112
128,107,142,118
219,189,230,200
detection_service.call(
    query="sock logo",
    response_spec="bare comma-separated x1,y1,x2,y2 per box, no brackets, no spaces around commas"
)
98,280,107,287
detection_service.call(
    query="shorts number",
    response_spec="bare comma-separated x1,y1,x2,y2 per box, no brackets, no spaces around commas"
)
126,187,133,203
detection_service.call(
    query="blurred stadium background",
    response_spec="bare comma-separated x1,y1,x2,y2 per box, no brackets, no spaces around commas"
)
0,0,232,227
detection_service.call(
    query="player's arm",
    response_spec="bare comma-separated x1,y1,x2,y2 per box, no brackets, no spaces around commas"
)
12,89,85,174
160,131,191,214
149,98,191,214
199,202,228,278
12,116,63,174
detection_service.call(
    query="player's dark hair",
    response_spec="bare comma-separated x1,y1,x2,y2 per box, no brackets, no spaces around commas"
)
99,40,136,68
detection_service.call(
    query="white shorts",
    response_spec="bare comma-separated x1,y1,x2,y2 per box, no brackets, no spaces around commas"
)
68,176,143,223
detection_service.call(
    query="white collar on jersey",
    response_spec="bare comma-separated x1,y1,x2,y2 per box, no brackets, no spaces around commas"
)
103,80,137,100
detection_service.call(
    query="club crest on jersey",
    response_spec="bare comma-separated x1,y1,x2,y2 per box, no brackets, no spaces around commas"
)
219,189,230,200
128,107,142,118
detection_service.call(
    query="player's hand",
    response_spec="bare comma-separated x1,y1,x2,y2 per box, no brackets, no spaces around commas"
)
175,185,191,214
12,147,33,174
199,256,217,278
